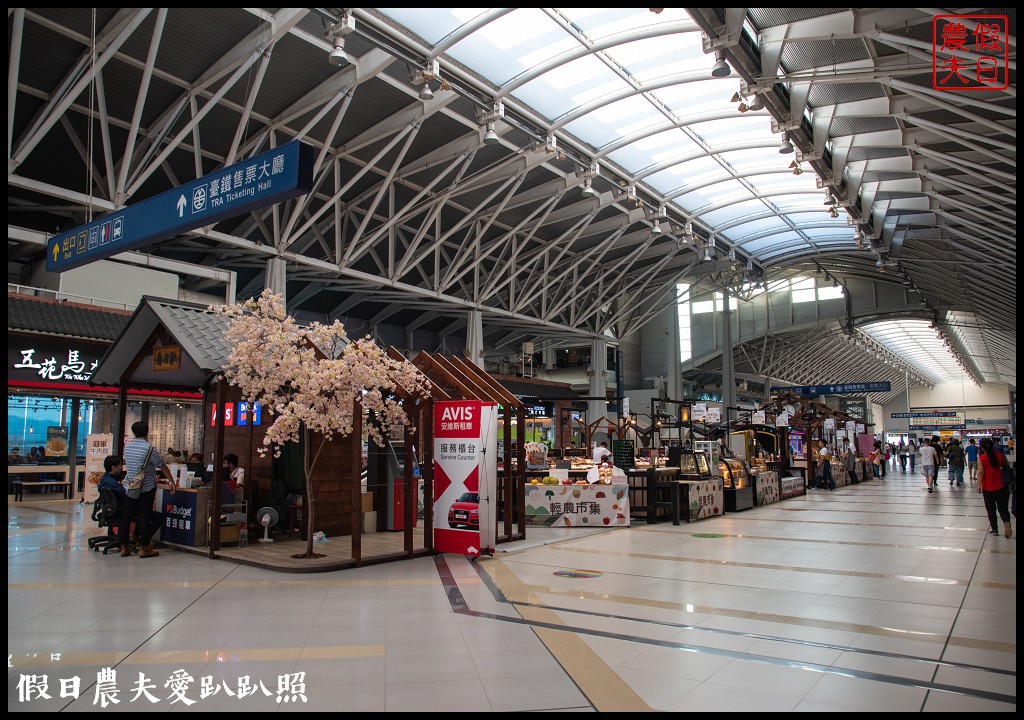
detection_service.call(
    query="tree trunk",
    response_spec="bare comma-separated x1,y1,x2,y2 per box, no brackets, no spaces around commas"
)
298,431,327,559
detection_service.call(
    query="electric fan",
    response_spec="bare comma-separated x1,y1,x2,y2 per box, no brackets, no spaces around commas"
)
255,506,280,544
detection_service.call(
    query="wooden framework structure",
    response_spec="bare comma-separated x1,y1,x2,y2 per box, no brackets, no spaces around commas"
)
410,352,527,544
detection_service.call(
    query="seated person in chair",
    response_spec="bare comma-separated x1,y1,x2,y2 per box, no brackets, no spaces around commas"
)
98,455,126,497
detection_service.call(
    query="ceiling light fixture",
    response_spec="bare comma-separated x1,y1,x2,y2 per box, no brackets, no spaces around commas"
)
748,94,764,111
325,11,355,68
711,50,732,78
823,191,836,206
483,120,498,145
828,206,839,218
730,92,741,103
651,205,667,235
418,83,434,101
328,38,349,67
580,178,596,197
778,132,794,154
737,101,749,113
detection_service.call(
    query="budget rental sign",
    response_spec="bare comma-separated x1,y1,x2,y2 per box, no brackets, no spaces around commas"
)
433,400,498,556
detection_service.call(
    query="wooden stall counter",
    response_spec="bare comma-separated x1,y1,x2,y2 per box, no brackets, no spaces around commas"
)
525,484,629,527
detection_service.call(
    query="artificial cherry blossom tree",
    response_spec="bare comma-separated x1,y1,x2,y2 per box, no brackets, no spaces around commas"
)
213,290,430,558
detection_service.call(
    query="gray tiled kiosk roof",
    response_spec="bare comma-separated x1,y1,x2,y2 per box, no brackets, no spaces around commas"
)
8,293,131,341
91,297,233,388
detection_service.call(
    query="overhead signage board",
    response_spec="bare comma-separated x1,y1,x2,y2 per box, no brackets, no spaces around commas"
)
46,140,314,273
911,412,966,430
892,412,956,418
771,382,891,396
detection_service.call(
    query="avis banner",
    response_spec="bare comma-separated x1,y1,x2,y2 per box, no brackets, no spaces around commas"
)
433,400,498,556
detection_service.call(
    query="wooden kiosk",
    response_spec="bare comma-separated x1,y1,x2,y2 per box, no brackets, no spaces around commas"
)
90,296,444,571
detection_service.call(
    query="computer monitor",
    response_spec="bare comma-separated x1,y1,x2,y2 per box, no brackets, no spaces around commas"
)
186,462,207,484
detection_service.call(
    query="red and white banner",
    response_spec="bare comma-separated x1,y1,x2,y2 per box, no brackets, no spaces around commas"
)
433,400,497,556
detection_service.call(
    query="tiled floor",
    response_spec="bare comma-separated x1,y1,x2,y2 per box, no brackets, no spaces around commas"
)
8,467,1016,712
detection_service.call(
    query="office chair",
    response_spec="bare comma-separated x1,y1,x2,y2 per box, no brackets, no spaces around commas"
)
89,487,127,555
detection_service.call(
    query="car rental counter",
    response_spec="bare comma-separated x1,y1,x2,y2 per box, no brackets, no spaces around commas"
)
155,483,212,547
525,468,630,527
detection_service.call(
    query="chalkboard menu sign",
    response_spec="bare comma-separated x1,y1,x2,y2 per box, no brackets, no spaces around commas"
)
612,440,634,469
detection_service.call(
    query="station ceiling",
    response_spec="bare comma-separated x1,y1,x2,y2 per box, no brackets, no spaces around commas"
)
7,8,1016,389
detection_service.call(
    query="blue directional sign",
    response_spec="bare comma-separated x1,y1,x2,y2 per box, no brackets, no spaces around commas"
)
46,140,314,272
771,382,892,396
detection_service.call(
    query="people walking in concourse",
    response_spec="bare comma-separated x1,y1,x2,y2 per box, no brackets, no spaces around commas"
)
978,437,1013,537
966,438,980,484
919,437,939,493
907,439,917,473
946,438,965,487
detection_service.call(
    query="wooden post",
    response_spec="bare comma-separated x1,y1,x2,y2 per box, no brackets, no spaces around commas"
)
422,398,434,551
210,378,227,556
404,420,414,555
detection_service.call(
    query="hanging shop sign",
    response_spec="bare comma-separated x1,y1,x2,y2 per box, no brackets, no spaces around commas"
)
692,403,707,422
433,400,498,557
46,140,314,272
752,410,766,425
775,412,789,428
9,336,106,386
152,345,182,371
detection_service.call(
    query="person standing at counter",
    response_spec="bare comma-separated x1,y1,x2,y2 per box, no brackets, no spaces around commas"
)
592,442,611,464
223,453,245,499
840,438,856,484
815,439,834,491
121,421,172,558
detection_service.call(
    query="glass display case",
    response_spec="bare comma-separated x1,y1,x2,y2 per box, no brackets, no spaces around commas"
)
719,458,754,511
679,450,711,477
719,458,749,489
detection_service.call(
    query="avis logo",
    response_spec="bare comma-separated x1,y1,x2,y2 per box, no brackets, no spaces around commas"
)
441,406,475,421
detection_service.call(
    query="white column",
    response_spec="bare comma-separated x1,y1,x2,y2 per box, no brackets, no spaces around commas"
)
589,337,608,444
465,310,484,368
265,256,287,304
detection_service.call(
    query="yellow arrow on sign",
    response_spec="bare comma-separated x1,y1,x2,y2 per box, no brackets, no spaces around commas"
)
52,243,58,262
